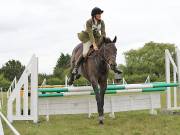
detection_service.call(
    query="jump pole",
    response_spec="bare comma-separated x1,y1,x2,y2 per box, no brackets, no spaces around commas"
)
39,87,166,97
38,83,178,93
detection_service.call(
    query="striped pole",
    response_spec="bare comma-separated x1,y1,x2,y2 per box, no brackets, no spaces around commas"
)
39,87,166,97
38,83,178,93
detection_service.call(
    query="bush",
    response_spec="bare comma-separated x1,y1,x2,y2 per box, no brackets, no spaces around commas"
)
47,77,65,85
73,77,90,86
0,74,11,91
123,73,160,84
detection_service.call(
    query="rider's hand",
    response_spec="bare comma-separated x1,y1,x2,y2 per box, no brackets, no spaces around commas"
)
94,46,98,51
93,42,98,51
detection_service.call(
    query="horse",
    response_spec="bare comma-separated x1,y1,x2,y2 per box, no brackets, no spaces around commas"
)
68,36,120,124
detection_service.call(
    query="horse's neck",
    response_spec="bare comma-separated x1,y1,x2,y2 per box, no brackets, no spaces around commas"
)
86,45,107,68
93,49,108,71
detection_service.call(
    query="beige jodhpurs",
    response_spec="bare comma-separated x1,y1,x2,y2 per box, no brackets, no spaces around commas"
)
82,41,92,57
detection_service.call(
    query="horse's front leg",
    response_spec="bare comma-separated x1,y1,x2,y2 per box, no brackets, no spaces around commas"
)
91,78,103,124
99,80,107,124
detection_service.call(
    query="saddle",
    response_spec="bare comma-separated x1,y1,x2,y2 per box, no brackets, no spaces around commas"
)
84,45,99,61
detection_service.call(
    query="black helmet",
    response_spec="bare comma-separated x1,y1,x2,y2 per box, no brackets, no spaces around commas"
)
91,7,103,17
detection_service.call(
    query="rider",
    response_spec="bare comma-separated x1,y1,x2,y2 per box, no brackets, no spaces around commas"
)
72,7,106,75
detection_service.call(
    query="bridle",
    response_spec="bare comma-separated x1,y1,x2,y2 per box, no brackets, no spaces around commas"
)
99,43,116,66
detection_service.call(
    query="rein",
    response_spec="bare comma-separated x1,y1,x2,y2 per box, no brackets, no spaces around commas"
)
101,43,110,65
100,43,116,65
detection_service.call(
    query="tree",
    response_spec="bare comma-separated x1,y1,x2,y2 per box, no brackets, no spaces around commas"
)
122,42,175,83
55,53,71,69
53,53,71,78
0,74,10,90
0,60,25,81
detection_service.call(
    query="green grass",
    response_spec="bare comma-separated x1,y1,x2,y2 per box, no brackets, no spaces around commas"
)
1,91,180,135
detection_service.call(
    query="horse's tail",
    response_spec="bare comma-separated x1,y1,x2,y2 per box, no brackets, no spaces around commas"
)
70,43,83,68
70,50,76,68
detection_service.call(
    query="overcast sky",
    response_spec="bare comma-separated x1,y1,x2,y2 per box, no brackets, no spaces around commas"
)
0,0,180,74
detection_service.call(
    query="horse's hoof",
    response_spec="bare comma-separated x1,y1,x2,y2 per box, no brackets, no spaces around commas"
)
75,74,81,79
99,120,104,125
99,116,104,125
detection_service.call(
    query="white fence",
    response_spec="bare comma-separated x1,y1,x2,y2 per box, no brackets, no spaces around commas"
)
0,111,20,135
7,55,38,123
7,77,17,99
0,99,20,135
165,47,180,110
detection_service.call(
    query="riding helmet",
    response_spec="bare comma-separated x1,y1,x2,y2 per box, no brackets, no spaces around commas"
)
91,7,103,17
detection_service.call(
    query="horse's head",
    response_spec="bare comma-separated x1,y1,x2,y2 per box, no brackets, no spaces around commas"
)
101,36,117,68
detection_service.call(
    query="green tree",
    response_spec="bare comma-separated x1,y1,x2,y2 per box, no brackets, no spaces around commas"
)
0,60,25,81
55,53,71,69
122,42,175,83
0,74,10,90
53,53,71,78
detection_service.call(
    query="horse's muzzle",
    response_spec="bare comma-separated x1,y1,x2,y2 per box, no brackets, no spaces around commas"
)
110,64,117,70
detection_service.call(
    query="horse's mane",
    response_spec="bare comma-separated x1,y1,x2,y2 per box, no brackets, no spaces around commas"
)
87,37,116,58
98,37,112,47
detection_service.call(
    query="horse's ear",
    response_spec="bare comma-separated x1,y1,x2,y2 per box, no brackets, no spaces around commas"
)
113,36,117,43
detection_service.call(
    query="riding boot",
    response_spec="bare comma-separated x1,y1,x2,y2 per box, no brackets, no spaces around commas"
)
72,54,84,75
111,66,122,74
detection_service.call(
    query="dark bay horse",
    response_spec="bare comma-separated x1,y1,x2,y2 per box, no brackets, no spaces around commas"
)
69,36,120,124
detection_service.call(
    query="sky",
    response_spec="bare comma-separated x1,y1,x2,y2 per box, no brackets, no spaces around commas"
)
0,0,180,74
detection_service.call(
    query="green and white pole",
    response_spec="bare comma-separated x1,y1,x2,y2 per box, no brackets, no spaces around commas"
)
38,83,178,93
39,87,166,97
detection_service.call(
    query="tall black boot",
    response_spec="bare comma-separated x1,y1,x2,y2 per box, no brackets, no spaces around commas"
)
68,73,75,85
72,54,84,75
111,65,122,74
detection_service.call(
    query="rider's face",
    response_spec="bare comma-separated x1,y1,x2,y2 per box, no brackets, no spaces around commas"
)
95,14,101,21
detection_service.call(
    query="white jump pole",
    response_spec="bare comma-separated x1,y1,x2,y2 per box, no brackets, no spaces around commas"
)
173,66,177,108
145,75,150,83
165,47,180,110
0,112,20,135
65,76,68,87
31,56,38,123
176,47,180,108
176,47,180,85
165,49,171,109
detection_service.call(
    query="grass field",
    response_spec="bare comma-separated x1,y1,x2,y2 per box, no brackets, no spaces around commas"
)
1,91,180,135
